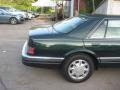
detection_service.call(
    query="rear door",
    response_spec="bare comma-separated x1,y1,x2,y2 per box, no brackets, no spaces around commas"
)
84,18,120,63
0,10,4,23
0,10,9,23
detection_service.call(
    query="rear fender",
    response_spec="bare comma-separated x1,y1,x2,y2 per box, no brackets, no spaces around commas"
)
64,49,99,69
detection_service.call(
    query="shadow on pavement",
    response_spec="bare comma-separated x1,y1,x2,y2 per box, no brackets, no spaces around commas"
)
0,77,7,90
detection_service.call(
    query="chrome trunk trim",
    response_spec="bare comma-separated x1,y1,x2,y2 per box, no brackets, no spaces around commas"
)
22,41,64,64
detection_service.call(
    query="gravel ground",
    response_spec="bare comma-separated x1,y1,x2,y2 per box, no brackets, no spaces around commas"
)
0,19,120,90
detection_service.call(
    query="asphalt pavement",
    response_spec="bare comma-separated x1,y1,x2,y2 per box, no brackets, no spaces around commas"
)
0,20,120,90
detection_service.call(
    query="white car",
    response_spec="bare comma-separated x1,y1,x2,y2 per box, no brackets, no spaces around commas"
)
27,12,33,20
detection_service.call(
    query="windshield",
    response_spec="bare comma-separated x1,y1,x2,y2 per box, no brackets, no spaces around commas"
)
0,9,9,14
53,17,88,33
7,8,17,12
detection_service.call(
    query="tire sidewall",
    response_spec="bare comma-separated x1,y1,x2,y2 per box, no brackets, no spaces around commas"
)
62,54,94,83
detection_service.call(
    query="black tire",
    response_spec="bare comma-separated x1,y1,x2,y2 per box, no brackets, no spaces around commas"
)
10,18,18,25
62,53,94,83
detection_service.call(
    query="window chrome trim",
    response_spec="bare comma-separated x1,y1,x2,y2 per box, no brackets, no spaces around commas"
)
86,18,120,40
99,57,120,60
86,18,106,39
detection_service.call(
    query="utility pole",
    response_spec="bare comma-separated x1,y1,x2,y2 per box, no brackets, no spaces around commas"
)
70,0,74,17
92,0,95,12
78,0,80,14
62,0,64,19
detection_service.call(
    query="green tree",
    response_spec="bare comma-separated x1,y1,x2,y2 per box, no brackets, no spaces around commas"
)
0,0,38,11
85,0,103,13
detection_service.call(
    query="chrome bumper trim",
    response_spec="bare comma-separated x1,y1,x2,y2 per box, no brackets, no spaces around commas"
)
99,57,120,60
22,41,64,64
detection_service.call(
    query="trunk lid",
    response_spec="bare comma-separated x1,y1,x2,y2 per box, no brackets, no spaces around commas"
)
29,27,59,38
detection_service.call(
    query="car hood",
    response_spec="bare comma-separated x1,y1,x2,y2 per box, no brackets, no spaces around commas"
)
9,13,22,17
4,13,17,16
7,12,20,15
29,27,60,38
9,11,26,17
10,11,25,14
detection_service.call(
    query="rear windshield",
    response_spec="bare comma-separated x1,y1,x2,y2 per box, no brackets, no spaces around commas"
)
53,17,88,33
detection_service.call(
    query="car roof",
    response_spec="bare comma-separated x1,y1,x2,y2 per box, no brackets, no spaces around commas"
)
79,14,120,19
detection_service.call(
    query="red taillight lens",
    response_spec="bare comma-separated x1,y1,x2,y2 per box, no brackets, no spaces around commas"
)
27,47,35,55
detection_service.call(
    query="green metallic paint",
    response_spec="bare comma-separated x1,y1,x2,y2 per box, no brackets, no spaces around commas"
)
28,15,120,64
34,38,84,57
84,39,120,63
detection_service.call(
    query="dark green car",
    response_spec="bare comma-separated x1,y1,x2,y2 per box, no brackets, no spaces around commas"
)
22,14,120,83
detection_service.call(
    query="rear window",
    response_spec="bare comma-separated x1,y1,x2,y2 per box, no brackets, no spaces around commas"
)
53,17,88,33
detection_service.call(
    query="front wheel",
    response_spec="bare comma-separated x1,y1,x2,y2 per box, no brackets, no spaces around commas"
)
62,54,94,83
10,18,18,25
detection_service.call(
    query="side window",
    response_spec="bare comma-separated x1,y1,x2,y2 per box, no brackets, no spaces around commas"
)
90,20,107,39
106,20,120,38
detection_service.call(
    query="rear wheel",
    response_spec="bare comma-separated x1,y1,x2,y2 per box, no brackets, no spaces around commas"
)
10,18,18,25
62,54,94,83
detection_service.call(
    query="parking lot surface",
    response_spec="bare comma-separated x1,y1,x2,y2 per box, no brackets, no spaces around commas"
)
0,20,120,90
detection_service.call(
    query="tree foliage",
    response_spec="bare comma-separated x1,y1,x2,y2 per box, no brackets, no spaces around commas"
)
0,0,38,11
85,0,103,13
0,0,103,13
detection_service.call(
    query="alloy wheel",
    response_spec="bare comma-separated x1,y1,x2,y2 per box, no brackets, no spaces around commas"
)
68,59,90,80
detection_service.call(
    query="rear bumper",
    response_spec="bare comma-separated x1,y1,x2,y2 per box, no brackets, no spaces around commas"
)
22,41,64,65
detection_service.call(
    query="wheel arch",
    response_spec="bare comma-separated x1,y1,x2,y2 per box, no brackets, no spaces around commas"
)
9,17,18,22
63,49,99,69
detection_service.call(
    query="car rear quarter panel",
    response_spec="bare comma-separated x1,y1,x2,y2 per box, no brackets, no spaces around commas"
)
33,38,84,57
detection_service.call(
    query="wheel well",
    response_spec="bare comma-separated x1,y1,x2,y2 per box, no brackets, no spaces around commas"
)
9,17,17,22
61,52,99,69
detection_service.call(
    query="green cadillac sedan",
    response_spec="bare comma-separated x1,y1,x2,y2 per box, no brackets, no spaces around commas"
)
22,14,120,83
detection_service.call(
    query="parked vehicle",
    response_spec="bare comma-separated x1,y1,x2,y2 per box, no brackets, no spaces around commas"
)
26,10,39,18
27,13,33,20
23,10,40,19
0,6,28,19
22,14,120,83
25,10,34,19
32,12,39,18
0,9,24,24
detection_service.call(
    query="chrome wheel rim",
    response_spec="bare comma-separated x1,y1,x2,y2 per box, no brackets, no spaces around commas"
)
68,59,90,80
11,18,17,24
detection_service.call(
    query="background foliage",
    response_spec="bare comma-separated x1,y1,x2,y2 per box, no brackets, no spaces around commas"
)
0,0,103,13
85,0,103,13
0,0,38,11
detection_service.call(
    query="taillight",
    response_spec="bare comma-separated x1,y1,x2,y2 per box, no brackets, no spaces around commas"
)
27,47,35,55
